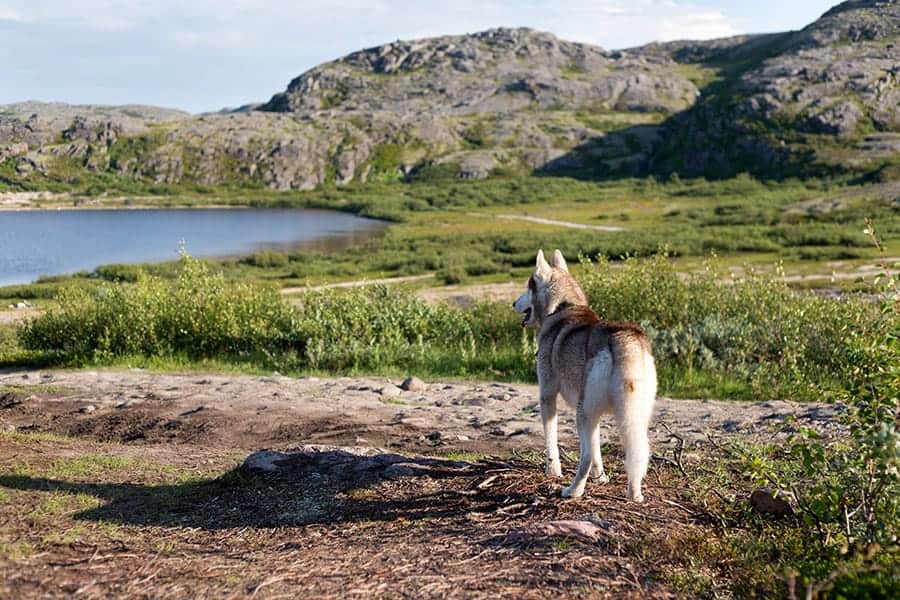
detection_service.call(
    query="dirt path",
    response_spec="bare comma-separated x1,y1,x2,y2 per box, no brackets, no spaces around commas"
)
280,273,434,295
416,281,522,305
780,259,899,284
0,307,40,325
467,212,624,232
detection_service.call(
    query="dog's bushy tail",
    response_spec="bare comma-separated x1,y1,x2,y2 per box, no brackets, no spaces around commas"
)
618,355,657,500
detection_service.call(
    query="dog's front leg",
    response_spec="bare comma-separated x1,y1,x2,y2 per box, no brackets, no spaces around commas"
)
539,388,562,478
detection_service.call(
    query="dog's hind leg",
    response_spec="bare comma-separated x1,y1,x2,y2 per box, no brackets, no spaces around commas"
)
562,402,599,498
590,426,610,483
584,354,612,484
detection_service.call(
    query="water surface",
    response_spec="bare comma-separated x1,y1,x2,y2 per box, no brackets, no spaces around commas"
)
0,208,384,286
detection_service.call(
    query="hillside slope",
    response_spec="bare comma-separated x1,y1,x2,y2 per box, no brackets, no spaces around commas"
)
0,1,897,191
644,0,900,178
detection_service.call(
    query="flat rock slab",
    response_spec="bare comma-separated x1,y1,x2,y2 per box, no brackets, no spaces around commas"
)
243,445,473,483
509,519,608,543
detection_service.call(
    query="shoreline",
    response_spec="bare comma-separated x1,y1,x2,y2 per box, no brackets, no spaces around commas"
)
0,191,271,212
0,204,255,211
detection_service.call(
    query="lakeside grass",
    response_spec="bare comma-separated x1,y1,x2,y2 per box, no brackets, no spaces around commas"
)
3,175,897,295
7,251,895,403
1,174,897,400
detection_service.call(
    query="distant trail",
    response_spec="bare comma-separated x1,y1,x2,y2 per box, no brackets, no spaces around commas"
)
467,212,624,232
280,273,434,295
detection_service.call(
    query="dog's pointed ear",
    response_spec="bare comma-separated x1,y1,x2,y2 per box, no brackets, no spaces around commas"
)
551,249,569,272
535,249,551,278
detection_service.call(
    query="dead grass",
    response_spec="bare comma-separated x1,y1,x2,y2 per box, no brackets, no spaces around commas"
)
0,430,769,599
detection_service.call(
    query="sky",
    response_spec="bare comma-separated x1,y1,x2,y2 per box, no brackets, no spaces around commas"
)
0,0,838,114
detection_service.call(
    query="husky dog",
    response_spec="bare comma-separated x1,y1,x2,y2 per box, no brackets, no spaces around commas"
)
513,250,657,501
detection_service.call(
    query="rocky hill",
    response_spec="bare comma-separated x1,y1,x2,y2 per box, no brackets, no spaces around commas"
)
645,0,900,178
0,0,897,191
260,27,698,115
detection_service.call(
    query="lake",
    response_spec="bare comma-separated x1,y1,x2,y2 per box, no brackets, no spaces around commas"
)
0,208,385,286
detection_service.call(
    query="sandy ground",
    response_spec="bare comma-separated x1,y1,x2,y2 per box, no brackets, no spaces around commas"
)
0,307,40,324
281,274,434,295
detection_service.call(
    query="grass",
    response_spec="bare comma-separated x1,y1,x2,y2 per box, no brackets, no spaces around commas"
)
1,174,897,403
10,250,895,403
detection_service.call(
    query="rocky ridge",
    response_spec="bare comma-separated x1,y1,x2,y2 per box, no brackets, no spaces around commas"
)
648,0,900,177
0,1,897,189
261,27,698,115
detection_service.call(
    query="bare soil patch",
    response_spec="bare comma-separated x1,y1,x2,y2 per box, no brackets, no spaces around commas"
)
0,370,842,598
0,370,839,452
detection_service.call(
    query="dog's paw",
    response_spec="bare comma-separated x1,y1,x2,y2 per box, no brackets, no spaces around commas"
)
627,492,645,503
546,462,563,478
561,484,584,499
592,471,610,484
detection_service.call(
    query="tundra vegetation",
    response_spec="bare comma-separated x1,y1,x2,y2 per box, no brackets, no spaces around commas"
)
1,0,898,594
2,204,896,596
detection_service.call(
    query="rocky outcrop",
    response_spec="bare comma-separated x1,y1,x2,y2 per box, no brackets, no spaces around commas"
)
241,445,472,482
1,2,897,189
260,28,698,116
646,0,900,177
0,102,189,148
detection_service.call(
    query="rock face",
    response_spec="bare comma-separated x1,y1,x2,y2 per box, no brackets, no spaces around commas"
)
0,102,189,148
1,1,897,189
647,0,900,177
260,28,697,116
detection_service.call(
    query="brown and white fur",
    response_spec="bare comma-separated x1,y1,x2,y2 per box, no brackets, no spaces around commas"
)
513,250,657,501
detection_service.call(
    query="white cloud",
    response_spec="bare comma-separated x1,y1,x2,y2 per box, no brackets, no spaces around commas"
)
170,30,255,51
0,7,22,21
657,10,743,41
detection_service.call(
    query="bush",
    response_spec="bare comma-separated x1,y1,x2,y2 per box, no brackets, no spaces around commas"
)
20,254,299,362
436,266,466,285
240,250,290,268
94,264,145,283
18,253,533,379
738,222,899,594
578,253,892,400
406,162,461,183
17,252,896,401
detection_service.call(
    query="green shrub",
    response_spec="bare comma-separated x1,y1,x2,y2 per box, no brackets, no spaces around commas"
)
406,162,460,183
368,143,404,180
18,253,533,379
16,251,896,401
240,250,290,268
436,266,466,285
741,227,898,594
579,254,892,400
461,121,489,148
20,254,299,363
93,264,145,283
